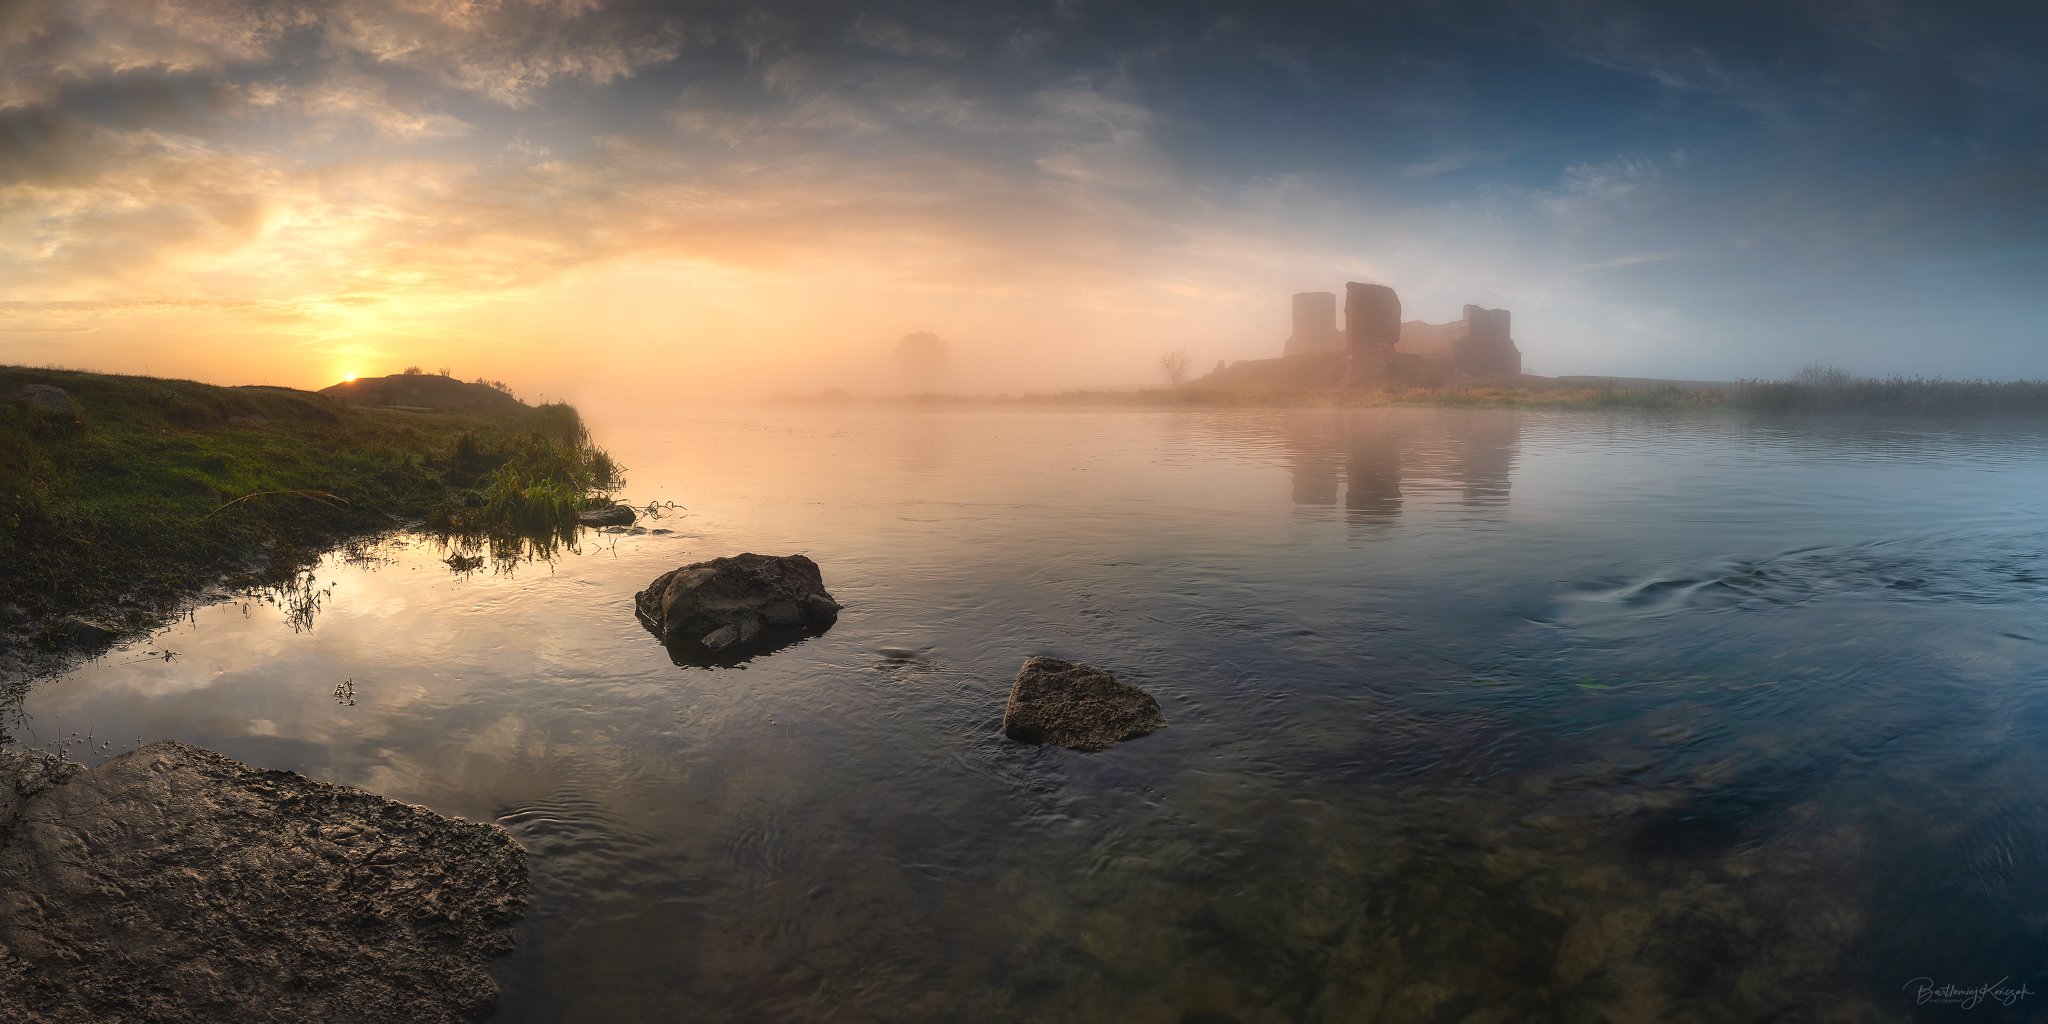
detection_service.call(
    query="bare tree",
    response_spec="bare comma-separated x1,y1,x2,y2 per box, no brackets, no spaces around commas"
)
1157,349,1192,387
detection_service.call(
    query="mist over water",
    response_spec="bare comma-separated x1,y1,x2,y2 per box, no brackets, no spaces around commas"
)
20,407,2048,1020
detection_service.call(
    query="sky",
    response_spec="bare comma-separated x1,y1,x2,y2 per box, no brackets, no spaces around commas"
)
1,0,2044,398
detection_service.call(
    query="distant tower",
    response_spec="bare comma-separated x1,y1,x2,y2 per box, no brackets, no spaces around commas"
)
1451,305,1521,378
1283,291,1342,356
1343,282,1401,387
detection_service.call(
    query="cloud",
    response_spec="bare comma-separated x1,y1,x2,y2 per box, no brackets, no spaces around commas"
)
322,0,692,105
848,15,966,61
1575,250,1681,272
295,70,474,140
0,0,309,108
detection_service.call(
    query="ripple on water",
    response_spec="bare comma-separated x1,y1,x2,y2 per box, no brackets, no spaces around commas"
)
1569,530,2048,624
496,792,674,907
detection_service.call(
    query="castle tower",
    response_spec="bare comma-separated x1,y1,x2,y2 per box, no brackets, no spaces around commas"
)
1343,282,1401,387
1450,304,1521,378
1283,291,1342,356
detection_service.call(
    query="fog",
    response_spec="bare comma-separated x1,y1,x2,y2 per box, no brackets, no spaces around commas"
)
3,1,2043,401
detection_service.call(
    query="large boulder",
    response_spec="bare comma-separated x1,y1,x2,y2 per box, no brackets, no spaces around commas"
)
19,384,77,420
634,553,841,665
0,741,527,1023
1002,657,1166,752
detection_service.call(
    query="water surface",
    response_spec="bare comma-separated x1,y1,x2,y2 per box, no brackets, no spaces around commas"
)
17,407,2048,1022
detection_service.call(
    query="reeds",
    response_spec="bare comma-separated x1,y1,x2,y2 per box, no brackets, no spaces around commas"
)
1731,375,2048,415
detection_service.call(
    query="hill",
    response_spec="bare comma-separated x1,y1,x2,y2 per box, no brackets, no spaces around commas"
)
318,372,528,417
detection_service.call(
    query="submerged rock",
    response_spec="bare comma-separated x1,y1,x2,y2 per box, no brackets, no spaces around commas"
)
578,503,636,527
52,614,122,650
634,553,841,665
0,741,527,1024
1002,656,1166,752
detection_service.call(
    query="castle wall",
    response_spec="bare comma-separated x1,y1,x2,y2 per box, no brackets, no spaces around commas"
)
1396,319,1462,361
1395,305,1522,379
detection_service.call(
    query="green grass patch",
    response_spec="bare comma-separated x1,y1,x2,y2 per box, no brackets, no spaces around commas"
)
0,367,622,650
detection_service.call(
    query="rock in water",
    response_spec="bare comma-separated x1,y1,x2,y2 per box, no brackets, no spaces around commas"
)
578,503,636,527
1002,656,1166,752
634,553,841,665
0,741,527,1024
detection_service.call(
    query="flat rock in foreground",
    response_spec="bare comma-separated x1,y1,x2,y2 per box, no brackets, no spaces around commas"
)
1003,656,1166,752
635,553,841,665
0,741,527,1024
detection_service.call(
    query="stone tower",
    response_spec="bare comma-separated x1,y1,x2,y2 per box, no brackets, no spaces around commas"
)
1450,305,1521,378
1283,291,1342,356
1343,282,1401,387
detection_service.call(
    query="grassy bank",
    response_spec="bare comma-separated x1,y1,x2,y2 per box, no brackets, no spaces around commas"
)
0,367,621,662
1729,376,2048,415
773,381,1726,410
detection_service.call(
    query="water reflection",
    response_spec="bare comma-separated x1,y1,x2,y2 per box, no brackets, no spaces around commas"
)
1347,427,1402,522
1236,409,1521,522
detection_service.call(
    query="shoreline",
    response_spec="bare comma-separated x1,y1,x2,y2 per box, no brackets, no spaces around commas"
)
768,375,2048,415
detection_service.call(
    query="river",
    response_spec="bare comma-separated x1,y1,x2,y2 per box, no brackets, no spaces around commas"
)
17,406,2048,1021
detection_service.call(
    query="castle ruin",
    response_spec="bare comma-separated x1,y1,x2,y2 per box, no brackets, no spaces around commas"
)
1197,282,1522,389
1393,302,1521,379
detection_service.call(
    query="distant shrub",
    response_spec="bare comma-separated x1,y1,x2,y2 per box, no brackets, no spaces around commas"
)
1790,364,1860,387
526,402,588,449
403,365,423,375
1733,376,2048,415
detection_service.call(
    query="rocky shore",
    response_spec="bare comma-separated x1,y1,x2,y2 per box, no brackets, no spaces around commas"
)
0,742,527,1023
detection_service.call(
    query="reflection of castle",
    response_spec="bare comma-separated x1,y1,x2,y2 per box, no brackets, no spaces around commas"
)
1202,282,1522,389
1268,410,1520,525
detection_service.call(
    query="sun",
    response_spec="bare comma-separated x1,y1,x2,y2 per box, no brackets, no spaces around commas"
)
342,371,359,382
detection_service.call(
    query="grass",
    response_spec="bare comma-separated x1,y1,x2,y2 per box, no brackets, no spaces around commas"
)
0,366,622,659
